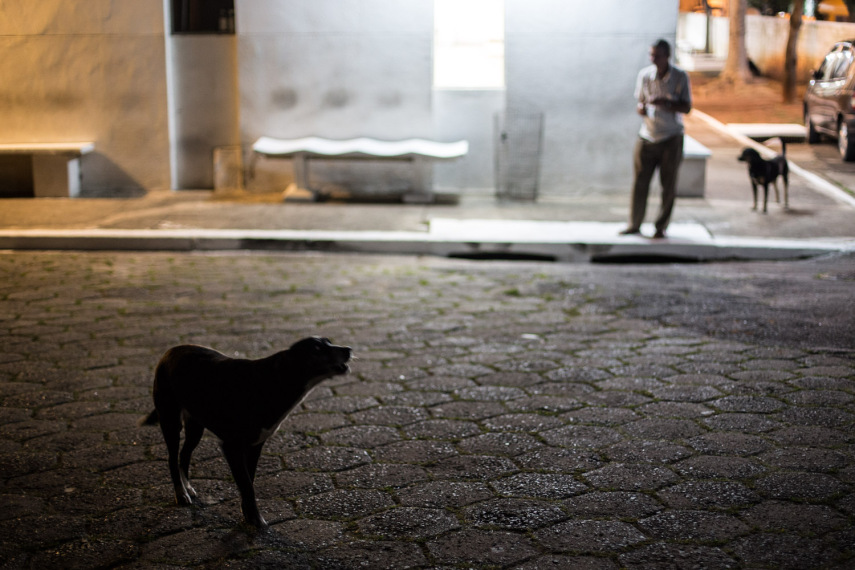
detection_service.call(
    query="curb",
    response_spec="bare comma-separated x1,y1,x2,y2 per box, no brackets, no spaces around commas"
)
1,225,852,263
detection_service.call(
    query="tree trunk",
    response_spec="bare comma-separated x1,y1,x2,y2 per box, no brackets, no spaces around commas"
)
704,0,712,54
720,0,752,85
784,1,804,103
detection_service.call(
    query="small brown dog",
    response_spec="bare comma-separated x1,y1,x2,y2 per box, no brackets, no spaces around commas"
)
141,337,351,528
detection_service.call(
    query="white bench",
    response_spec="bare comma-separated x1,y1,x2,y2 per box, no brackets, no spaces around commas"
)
252,136,469,203
678,135,711,198
0,142,95,197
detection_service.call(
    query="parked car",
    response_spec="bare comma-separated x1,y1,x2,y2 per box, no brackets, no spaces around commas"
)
804,40,855,161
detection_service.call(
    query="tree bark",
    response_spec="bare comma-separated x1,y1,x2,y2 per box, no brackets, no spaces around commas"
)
720,0,752,85
783,1,804,103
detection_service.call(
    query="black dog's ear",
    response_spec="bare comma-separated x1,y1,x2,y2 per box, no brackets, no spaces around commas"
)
289,336,333,353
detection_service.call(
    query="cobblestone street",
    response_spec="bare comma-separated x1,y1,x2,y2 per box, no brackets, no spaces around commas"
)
0,251,853,569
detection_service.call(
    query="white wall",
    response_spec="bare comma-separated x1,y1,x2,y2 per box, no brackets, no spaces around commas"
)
504,0,680,196
679,12,855,82
0,0,171,194
166,35,240,189
433,89,504,192
236,0,436,193
0,2,683,198
237,0,679,197
747,16,855,80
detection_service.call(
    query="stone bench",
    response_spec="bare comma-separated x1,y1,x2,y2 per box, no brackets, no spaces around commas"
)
678,135,711,198
0,142,95,197
251,136,469,203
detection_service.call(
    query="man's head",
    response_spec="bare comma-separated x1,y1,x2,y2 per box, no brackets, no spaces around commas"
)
649,39,671,73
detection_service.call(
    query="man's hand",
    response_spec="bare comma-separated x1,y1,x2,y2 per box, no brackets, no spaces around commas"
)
650,97,690,114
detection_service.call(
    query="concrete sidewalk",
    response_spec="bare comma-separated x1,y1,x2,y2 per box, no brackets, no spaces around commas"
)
1,111,854,262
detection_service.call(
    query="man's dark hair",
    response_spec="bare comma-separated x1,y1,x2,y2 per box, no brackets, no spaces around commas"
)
652,39,671,58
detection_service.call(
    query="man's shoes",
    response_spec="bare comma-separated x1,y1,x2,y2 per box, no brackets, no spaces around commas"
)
652,229,667,239
619,227,641,235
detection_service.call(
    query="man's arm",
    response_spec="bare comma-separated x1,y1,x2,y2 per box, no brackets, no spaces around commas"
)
635,71,649,116
672,71,692,114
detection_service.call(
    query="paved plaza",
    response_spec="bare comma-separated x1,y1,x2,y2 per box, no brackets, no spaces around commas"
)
0,250,853,569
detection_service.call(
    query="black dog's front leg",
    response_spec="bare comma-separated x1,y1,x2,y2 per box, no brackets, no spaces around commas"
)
247,443,264,482
751,181,758,211
221,441,267,529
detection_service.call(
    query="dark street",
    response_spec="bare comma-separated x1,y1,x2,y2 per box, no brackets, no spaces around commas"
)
0,250,852,568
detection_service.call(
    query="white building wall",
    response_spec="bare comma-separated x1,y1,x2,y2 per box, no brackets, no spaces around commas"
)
433,89,504,193
1,2,683,198
0,0,171,194
505,0,679,196
236,0,437,193
166,35,240,189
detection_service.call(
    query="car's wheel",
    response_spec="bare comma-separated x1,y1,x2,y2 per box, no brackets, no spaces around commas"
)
805,109,820,144
839,119,855,161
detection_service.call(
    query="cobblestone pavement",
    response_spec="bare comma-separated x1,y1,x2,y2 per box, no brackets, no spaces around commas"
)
0,251,853,569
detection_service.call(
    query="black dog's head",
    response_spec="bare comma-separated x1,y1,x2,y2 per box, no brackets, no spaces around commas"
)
737,148,762,164
286,337,352,381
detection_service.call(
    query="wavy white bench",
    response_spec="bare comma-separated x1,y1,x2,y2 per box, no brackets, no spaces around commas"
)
252,136,468,202
0,142,94,197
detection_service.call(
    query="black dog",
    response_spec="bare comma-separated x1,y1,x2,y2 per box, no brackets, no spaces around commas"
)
737,142,789,213
140,337,351,528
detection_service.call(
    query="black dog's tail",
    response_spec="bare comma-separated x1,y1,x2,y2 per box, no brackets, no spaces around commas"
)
139,409,159,427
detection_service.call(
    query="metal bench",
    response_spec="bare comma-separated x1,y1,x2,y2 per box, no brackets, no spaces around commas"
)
251,136,468,203
0,142,95,197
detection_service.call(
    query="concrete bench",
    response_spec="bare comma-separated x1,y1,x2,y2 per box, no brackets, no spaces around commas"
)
678,135,711,198
252,136,468,203
0,142,95,197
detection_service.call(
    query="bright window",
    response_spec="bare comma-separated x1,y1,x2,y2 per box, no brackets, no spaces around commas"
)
433,0,505,89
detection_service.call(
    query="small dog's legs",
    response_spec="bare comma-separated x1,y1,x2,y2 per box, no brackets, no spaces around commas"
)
222,441,267,529
179,415,204,499
751,182,759,211
157,406,195,505
762,184,769,214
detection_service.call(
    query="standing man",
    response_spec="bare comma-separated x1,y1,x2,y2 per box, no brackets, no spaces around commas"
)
621,39,692,239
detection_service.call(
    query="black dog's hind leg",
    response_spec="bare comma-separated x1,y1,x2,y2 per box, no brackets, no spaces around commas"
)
157,403,195,505
751,181,759,211
179,415,203,499
221,441,267,529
